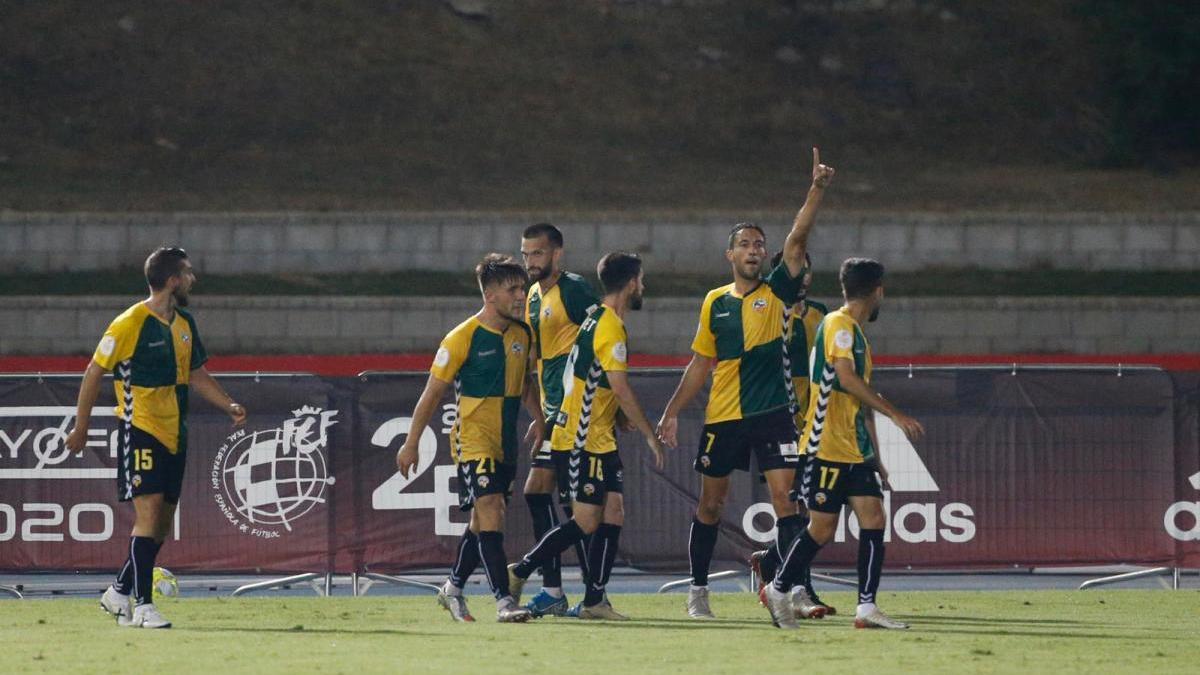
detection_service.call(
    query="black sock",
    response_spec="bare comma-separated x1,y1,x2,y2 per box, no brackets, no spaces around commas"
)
448,530,480,589
857,528,885,605
765,514,805,584
476,530,510,600
114,544,134,595
130,536,158,606
584,524,621,606
688,518,719,586
525,493,561,588
563,504,591,585
774,530,822,593
514,520,585,580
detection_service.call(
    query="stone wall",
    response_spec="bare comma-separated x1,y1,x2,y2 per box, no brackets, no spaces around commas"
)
3,296,1195,357
2,211,1198,274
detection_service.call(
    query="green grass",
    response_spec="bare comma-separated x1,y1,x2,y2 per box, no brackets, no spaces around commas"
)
3,269,1199,297
3,591,1198,674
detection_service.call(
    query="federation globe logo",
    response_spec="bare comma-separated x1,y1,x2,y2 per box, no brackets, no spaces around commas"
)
212,406,338,537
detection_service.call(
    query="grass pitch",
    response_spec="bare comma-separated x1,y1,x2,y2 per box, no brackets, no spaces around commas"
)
3,590,1197,674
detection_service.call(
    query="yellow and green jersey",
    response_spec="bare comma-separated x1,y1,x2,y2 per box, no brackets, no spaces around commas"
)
785,299,829,429
802,307,875,464
526,271,600,429
550,305,628,454
92,302,208,454
431,316,532,465
691,264,805,425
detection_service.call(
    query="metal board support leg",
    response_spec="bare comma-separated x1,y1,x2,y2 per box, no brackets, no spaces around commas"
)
657,570,742,593
357,572,441,596
232,573,322,597
1,585,22,599
1079,567,1177,591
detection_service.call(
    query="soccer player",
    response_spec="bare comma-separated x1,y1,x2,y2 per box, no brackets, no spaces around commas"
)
657,148,835,619
397,254,543,623
748,249,835,619
763,257,924,630
506,252,665,620
519,223,601,617
65,246,247,629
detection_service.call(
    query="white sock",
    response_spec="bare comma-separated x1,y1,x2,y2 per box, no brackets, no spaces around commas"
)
444,580,462,597
856,602,877,618
543,587,564,598
690,584,707,593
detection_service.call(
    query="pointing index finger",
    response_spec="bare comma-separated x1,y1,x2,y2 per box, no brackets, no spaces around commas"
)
813,146,820,168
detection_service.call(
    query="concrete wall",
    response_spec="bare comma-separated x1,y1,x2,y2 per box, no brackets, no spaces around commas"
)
2,212,1198,274
3,295,1196,357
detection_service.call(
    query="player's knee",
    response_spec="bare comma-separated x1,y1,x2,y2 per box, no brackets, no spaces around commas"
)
696,499,724,524
770,495,794,518
603,497,625,525
575,511,601,534
524,467,553,493
808,519,836,545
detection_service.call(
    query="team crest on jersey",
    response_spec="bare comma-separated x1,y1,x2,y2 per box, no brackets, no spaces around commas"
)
543,307,552,318
583,484,595,496
477,475,490,489
753,298,767,312
181,333,190,342
510,342,523,354
814,492,827,505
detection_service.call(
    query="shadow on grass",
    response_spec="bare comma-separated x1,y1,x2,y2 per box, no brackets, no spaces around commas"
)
182,626,444,637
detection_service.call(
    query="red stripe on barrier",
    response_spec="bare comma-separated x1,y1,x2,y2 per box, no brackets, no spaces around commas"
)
3,353,1199,375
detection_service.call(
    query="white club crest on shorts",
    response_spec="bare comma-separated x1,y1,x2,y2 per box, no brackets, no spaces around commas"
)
583,484,595,496
612,342,627,364
98,335,116,357
477,474,490,489
834,329,854,350
433,347,451,368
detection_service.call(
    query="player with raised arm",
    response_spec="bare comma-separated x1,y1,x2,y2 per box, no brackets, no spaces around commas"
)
66,246,246,629
763,257,924,630
397,254,544,623
657,149,834,619
506,252,665,620
519,223,601,617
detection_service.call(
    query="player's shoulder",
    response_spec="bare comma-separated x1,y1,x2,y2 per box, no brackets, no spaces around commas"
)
596,305,625,331
107,302,152,333
702,283,736,305
805,299,830,316
442,315,482,345
176,307,200,328
559,271,599,300
823,307,859,332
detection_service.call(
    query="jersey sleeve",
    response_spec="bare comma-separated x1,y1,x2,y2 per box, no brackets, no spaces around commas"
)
594,314,629,374
690,293,718,358
185,313,209,370
561,275,601,325
92,313,142,371
430,326,471,383
766,262,805,303
823,313,857,363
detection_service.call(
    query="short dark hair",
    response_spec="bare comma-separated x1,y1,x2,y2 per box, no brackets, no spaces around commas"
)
769,250,813,270
522,223,563,248
476,253,529,290
144,246,189,290
597,251,642,294
728,222,766,250
839,257,885,299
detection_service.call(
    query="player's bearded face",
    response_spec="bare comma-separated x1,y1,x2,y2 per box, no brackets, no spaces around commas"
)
171,270,193,307
729,238,765,281
868,287,883,322
521,239,557,282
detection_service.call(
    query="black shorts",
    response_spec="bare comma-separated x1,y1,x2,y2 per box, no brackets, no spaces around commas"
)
455,457,515,512
801,457,883,514
118,426,186,504
694,408,799,478
567,449,623,506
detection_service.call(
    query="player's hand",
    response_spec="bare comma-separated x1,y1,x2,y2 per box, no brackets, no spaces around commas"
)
616,409,635,433
396,443,420,477
655,414,678,448
227,402,247,427
891,412,925,442
64,426,87,453
645,434,666,471
524,419,546,458
812,147,835,189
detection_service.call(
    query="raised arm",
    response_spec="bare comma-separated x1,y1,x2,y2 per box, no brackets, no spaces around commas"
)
655,353,715,448
396,374,452,476
781,147,836,278
607,370,665,470
831,358,923,442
